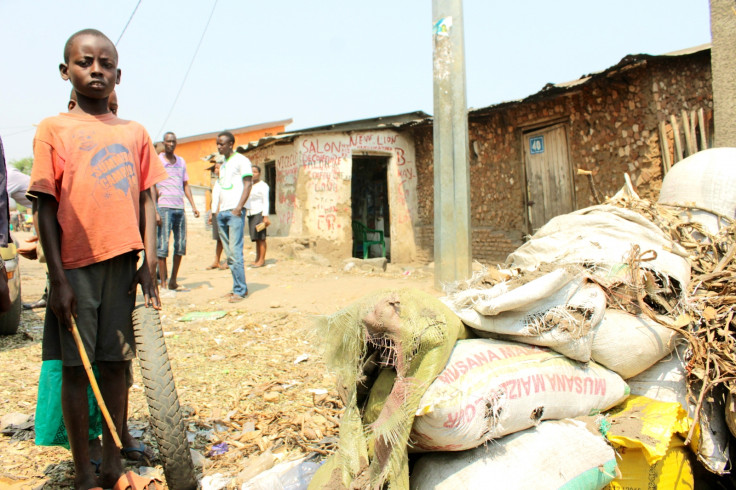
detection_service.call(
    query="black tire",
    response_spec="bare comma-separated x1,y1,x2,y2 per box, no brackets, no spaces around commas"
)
132,305,197,490
0,291,21,335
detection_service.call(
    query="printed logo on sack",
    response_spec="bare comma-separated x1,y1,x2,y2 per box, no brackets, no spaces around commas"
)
90,144,136,203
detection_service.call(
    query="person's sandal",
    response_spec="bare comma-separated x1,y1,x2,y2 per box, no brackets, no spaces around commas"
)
112,471,162,490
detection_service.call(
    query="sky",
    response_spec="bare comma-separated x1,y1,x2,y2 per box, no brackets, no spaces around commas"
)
0,0,711,162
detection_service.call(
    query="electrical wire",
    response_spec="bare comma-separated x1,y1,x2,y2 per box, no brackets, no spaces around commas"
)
116,0,143,46
156,0,218,138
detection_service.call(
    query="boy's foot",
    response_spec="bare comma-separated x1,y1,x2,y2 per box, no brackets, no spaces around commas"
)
121,442,153,462
74,474,99,490
229,294,246,303
206,263,219,270
168,281,180,290
218,263,228,270
22,298,47,309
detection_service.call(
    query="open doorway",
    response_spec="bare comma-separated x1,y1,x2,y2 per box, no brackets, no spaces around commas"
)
351,156,390,259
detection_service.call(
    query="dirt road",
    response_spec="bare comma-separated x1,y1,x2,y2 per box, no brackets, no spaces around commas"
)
0,226,437,488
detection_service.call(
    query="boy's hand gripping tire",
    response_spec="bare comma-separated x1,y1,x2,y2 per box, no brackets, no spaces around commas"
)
132,305,197,490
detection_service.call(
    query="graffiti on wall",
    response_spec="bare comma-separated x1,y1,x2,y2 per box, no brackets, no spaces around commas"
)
247,131,417,236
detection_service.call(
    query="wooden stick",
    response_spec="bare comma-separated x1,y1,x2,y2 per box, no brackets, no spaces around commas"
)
658,120,672,174
70,318,123,449
698,108,707,150
690,110,698,152
671,114,684,163
681,109,694,156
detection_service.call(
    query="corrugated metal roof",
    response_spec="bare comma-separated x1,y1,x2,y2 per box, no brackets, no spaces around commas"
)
236,111,431,153
469,43,711,117
280,111,430,135
165,118,293,145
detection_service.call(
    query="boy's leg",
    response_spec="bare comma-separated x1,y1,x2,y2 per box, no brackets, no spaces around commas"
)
96,360,127,487
229,213,247,297
158,257,168,287
62,365,97,489
169,210,186,289
156,209,170,286
217,212,232,264
170,255,183,289
215,239,224,267
255,239,267,267
94,253,138,484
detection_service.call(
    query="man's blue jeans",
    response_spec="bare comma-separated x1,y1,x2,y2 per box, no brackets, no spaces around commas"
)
216,210,247,297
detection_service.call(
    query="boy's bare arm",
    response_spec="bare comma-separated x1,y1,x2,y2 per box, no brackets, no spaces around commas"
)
36,193,76,329
152,184,161,226
131,188,161,308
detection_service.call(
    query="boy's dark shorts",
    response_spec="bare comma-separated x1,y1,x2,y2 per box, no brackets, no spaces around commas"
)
248,213,267,242
42,252,138,367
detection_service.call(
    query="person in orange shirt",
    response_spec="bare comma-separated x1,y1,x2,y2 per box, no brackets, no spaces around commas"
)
30,29,166,490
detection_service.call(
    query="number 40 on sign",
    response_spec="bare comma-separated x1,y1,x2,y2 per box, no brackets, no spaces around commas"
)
530,136,545,154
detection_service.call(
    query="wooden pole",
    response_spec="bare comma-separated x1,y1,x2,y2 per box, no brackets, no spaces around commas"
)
698,108,707,150
670,114,684,163
70,318,123,449
681,109,694,156
658,120,672,174
689,110,698,152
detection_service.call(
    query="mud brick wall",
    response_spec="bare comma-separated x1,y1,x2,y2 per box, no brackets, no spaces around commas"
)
412,50,712,264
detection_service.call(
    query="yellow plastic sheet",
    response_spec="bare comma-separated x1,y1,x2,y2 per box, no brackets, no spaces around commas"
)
604,395,695,490
605,395,692,465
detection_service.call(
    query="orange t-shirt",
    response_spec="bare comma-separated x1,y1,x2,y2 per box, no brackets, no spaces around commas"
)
30,112,168,269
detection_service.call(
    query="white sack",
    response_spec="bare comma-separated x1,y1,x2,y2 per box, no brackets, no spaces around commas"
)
627,348,688,407
410,420,616,490
591,309,681,379
658,147,736,236
410,338,629,452
506,205,691,288
444,271,605,362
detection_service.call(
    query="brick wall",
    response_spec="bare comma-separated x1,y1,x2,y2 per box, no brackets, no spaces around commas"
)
412,50,712,264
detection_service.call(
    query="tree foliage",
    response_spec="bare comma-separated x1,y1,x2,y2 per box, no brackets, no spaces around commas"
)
9,157,32,175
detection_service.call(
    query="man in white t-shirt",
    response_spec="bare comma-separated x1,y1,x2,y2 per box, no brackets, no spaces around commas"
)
245,165,270,267
214,131,253,302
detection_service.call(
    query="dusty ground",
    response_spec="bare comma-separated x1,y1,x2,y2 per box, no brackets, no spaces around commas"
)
0,226,437,489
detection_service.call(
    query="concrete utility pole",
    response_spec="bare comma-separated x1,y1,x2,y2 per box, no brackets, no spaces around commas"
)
710,0,736,147
432,0,472,290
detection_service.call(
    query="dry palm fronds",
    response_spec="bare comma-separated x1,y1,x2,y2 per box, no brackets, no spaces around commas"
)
607,194,736,443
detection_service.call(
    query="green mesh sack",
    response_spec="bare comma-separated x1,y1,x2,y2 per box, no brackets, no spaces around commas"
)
35,360,103,448
309,289,470,490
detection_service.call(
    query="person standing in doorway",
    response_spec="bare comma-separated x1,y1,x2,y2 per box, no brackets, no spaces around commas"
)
246,165,270,267
215,131,252,302
154,132,200,290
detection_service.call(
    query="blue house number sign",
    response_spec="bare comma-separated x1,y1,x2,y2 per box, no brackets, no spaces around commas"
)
530,136,545,154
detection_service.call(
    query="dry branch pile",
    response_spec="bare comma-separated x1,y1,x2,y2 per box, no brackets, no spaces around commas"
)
610,197,736,439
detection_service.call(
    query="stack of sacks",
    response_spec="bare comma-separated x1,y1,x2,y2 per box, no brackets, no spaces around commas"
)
406,198,699,488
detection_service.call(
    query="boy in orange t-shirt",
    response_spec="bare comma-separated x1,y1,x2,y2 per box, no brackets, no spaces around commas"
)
29,29,167,490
